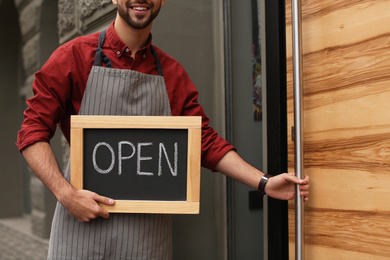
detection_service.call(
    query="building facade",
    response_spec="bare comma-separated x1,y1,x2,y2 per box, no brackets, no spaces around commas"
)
1,0,276,259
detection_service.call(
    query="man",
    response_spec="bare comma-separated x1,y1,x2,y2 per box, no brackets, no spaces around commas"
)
17,0,309,259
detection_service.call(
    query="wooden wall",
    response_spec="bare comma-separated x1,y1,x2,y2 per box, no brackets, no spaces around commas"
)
285,0,390,259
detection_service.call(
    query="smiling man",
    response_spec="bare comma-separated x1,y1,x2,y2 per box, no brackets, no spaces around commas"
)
17,0,309,259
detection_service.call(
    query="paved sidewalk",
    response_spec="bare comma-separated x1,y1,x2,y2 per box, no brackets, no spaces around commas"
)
0,218,48,260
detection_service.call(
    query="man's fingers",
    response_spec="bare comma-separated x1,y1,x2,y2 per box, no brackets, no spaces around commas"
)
285,174,304,184
285,173,309,201
98,208,110,219
300,175,309,202
64,190,115,222
288,173,309,184
93,194,114,219
93,194,115,206
84,192,114,220
299,183,309,191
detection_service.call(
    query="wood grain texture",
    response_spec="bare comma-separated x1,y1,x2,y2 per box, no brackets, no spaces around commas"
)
286,0,390,55
286,0,390,259
70,128,83,190
71,115,202,129
289,205,390,259
289,244,390,260
187,129,201,202
290,131,390,173
100,201,199,214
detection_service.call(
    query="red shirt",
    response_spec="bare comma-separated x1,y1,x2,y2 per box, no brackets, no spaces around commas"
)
17,22,234,171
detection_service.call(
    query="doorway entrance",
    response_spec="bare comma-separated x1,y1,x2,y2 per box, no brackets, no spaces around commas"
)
226,0,265,259
225,0,289,259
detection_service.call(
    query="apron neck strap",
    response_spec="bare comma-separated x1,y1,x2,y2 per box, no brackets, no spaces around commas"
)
94,30,113,68
151,45,163,77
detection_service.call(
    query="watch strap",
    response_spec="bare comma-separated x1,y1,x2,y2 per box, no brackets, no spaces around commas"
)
258,174,272,195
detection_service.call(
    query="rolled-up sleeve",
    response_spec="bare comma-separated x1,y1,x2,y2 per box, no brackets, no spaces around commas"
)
16,45,73,152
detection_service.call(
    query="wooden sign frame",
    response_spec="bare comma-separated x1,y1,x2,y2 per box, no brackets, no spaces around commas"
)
70,115,201,214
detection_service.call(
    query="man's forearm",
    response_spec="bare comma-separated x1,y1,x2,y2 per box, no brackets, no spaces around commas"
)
21,141,74,203
214,150,263,189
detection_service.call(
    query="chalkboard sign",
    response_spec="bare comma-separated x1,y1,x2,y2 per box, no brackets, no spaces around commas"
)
70,116,201,214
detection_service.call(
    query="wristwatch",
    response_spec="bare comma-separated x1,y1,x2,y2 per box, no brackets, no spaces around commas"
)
258,174,272,196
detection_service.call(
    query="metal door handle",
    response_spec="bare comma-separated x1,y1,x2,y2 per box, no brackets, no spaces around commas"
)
291,0,305,259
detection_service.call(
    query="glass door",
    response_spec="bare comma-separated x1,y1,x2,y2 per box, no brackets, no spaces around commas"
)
225,0,289,259
225,0,266,259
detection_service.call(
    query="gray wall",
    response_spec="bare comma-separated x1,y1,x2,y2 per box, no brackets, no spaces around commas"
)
0,0,23,218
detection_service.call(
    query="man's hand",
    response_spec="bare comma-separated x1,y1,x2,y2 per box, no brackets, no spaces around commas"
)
22,141,115,222
59,188,115,222
265,173,310,201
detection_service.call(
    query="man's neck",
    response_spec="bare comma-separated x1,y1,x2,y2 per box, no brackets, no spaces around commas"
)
114,17,152,58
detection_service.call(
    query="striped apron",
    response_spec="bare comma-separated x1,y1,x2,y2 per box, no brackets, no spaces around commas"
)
48,30,173,260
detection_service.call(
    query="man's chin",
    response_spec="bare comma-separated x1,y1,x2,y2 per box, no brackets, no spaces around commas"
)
125,13,152,29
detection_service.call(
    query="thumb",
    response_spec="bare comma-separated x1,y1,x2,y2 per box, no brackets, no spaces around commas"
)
94,194,115,206
284,173,304,184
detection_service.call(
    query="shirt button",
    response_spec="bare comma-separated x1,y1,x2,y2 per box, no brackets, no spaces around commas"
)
143,54,146,59
116,51,121,55
126,48,129,52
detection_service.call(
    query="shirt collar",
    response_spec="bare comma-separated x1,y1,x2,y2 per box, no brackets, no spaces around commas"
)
106,21,152,58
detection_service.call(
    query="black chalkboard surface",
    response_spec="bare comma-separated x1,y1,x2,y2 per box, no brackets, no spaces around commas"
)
70,115,201,214
83,128,188,201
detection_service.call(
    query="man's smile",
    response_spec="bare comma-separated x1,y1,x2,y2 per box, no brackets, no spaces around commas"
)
132,6,149,11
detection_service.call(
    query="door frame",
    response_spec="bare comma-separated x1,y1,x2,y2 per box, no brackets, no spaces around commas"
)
264,0,289,259
224,0,289,259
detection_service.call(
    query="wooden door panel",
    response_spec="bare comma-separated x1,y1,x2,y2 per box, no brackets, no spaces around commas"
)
286,0,390,259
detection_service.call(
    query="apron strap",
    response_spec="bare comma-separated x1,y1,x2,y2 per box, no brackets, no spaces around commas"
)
151,45,164,77
94,30,113,68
